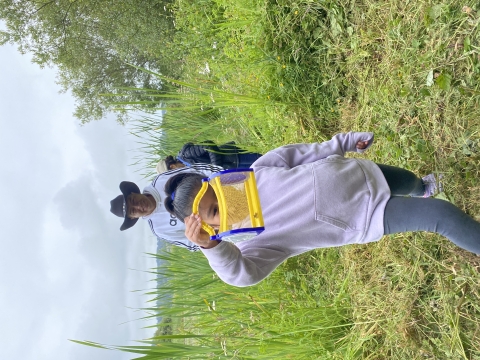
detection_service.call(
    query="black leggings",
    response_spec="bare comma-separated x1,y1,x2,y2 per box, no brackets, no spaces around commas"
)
378,164,480,254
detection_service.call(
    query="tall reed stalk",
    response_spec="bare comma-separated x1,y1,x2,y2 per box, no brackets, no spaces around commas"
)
111,71,291,177
74,248,373,359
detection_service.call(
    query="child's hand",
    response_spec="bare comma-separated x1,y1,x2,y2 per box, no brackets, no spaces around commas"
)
356,140,369,150
184,214,218,249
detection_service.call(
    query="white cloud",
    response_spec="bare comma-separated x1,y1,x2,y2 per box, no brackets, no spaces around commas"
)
0,39,157,359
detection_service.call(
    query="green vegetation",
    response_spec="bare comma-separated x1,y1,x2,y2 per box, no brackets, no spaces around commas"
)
74,249,358,358
5,0,478,358
0,0,178,123
77,242,480,359
113,0,480,357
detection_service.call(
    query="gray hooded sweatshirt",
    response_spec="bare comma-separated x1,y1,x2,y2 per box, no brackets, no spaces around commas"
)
200,132,391,287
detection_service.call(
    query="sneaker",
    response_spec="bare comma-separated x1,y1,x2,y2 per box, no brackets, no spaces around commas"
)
422,173,437,198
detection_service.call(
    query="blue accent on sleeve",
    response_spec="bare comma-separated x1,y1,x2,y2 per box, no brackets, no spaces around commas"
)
176,156,192,167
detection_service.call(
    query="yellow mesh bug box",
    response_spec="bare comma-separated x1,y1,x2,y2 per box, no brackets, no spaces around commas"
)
192,169,265,243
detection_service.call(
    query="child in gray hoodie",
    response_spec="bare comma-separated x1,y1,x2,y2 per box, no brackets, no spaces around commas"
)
164,132,480,287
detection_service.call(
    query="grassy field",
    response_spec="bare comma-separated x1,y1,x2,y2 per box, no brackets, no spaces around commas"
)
84,0,480,358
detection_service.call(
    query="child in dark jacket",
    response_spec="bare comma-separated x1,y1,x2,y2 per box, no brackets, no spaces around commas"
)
158,141,262,173
164,132,480,287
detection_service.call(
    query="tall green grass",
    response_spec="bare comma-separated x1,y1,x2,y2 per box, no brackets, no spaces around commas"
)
78,241,480,359
75,249,369,359
79,0,480,358
115,74,290,177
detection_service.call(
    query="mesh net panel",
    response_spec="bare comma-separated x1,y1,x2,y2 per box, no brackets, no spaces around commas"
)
221,184,252,227
195,169,264,242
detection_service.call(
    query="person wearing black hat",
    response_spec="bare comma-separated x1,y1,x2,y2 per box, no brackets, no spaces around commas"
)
110,163,224,251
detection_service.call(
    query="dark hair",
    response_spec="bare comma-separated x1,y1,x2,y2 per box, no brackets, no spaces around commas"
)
164,155,178,170
164,173,204,222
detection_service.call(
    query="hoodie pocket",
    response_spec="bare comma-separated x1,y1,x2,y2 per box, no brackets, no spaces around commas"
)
312,158,370,232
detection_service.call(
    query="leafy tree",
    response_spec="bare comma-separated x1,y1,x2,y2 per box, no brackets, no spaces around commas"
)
153,317,173,342
0,0,181,123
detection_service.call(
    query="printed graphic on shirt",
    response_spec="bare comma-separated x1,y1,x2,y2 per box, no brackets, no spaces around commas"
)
143,163,224,252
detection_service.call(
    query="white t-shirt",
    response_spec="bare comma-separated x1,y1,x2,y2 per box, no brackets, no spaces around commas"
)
142,163,224,251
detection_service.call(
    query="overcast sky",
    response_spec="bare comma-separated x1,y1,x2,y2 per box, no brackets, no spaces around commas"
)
0,42,158,358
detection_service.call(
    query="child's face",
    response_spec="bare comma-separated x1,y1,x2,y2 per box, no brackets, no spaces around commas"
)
198,185,220,229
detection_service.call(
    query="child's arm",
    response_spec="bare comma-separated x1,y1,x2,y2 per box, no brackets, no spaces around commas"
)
200,241,289,287
254,132,374,168
184,216,286,285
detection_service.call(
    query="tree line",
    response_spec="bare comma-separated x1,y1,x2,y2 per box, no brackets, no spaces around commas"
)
0,0,184,123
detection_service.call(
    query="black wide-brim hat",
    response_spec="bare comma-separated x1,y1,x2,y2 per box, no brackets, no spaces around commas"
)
110,181,141,231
